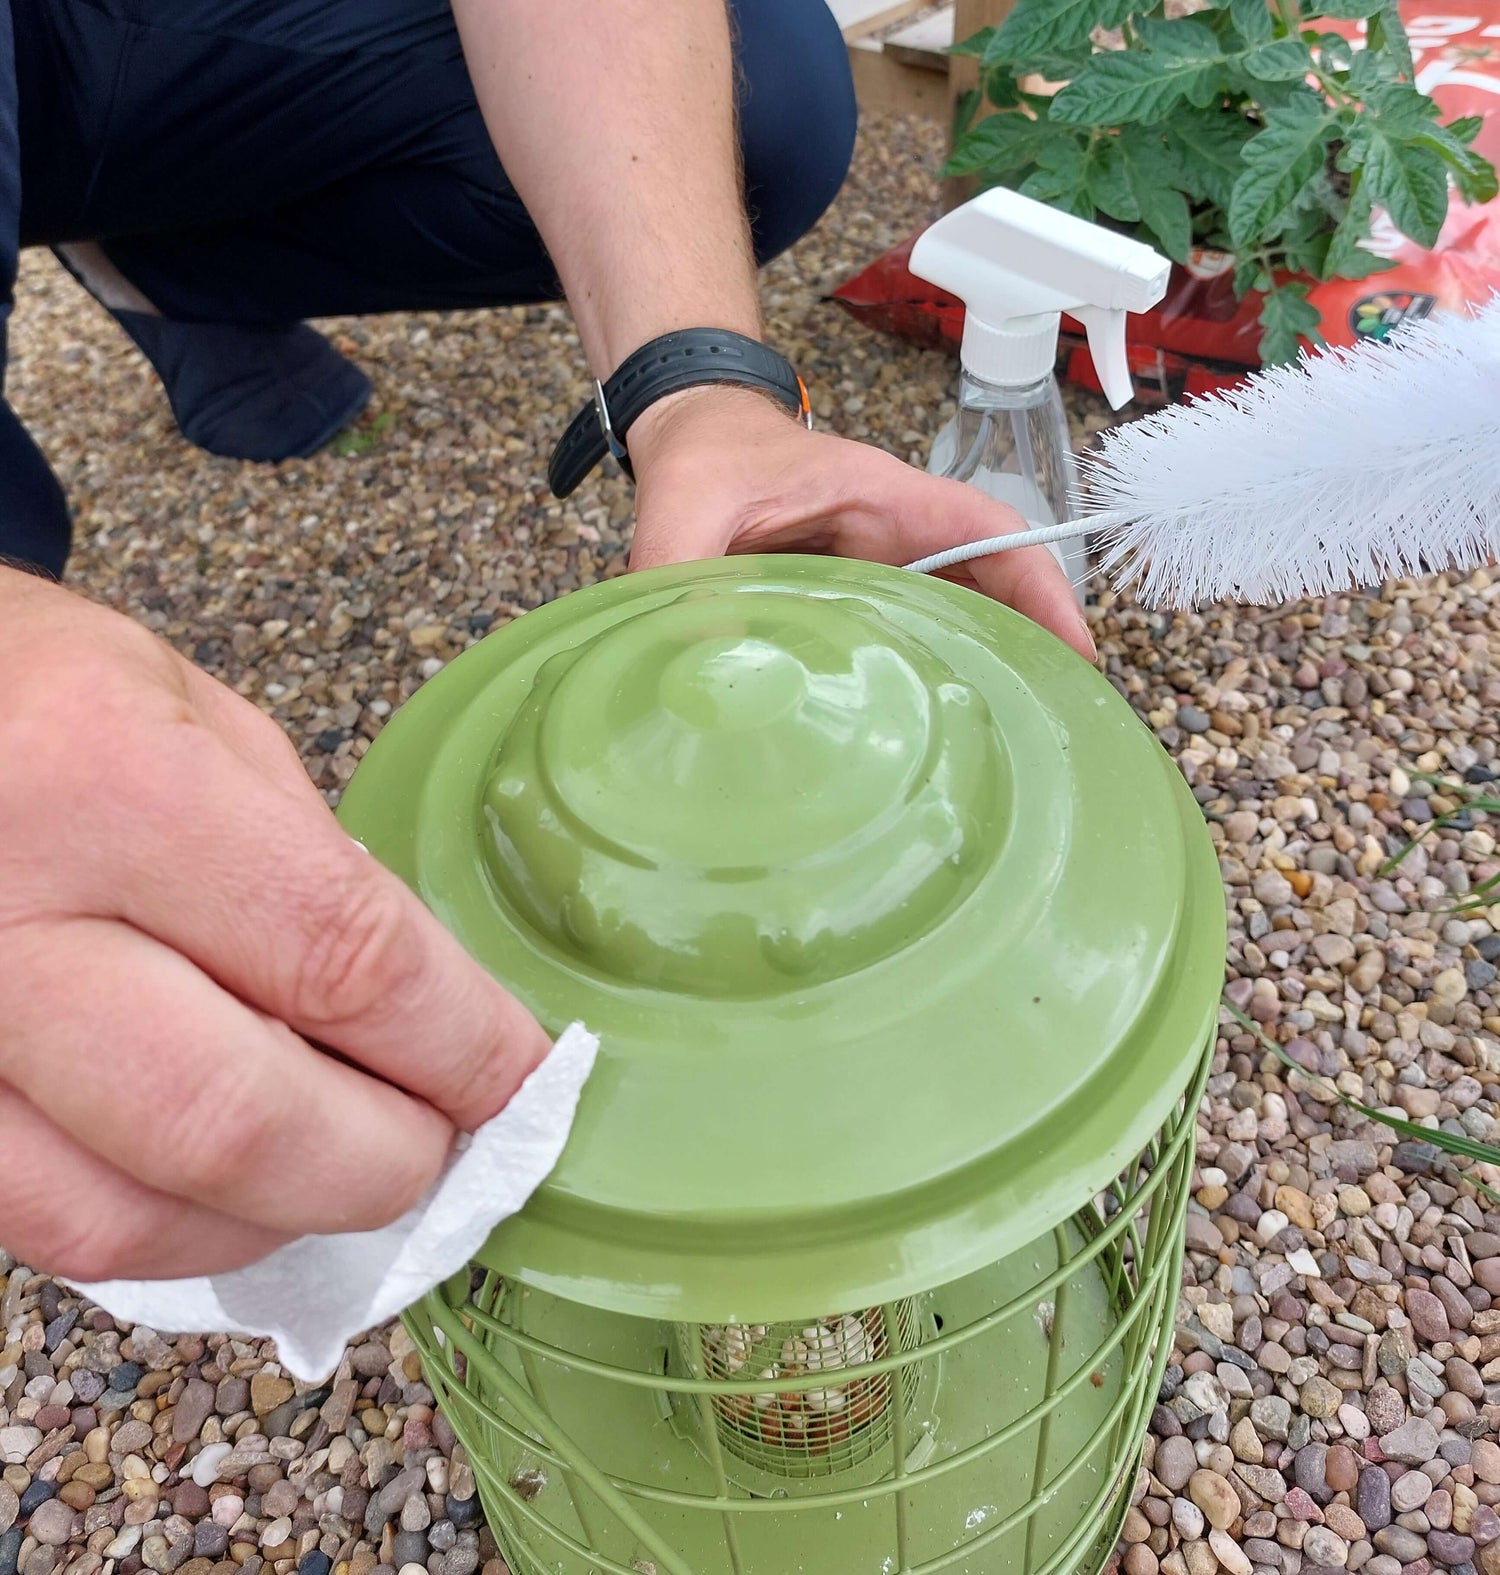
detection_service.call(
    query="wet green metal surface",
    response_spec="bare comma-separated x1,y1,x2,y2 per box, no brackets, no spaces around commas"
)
339,557,1223,1325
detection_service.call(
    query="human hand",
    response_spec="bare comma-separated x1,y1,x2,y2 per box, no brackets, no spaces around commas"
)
0,570,551,1281
625,386,1096,660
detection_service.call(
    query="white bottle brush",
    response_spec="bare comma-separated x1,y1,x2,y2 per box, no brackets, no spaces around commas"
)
911,188,1171,595
908,290,1500,608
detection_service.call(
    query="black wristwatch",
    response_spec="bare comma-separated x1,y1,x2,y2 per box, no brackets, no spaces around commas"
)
548,328,811,499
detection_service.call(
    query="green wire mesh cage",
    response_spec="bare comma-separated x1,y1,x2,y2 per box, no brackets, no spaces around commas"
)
405,1052,1208,1575
337,558,1226,1575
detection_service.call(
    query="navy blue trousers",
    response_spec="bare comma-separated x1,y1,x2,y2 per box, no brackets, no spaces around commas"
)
1,0,857,576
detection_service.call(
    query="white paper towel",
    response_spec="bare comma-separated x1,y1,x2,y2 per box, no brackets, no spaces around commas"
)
74,1022,600,1382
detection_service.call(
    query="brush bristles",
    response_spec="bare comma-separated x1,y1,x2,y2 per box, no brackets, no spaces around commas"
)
1083,295,1500,609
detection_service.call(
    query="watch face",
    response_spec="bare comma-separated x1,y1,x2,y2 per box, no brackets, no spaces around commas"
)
1349,291,1436,342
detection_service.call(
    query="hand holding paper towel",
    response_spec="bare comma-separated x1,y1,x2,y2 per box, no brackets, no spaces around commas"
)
74,1022,599,1383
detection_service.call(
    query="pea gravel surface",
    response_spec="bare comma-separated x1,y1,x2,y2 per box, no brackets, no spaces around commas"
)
5,110,1500,1575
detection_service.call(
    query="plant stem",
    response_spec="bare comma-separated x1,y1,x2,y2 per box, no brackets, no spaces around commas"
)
1254,246,1281,292
1270,0,1359,109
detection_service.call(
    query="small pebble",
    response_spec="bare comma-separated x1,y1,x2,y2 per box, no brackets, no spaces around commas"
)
443,1497,482,1531
108,1362,144,1393
16,1484,52,1520
23,1501,72,1549
390,1534,428,1569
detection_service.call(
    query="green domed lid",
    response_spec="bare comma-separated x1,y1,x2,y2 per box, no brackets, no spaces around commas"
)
338,557,1223,1323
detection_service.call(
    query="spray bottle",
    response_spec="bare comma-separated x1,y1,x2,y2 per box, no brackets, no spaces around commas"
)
910,186,1171,593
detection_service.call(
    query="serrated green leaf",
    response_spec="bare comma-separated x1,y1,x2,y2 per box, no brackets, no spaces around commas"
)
1258,283,1323,365
982,65,1024,110
1360,133,1450,246
978,19,1090,82
1227,0,1274,44
991,0,1138,63
1249,76,1314,110
1453,158,1499,206
1367,2,1414,78
1321,163,1402,280
1050,56,1208,126
1018,170,1096,219
1228,96,1336,249
949,26,996,58
1085,133,1186,248
1233,254,1266,295
1085,137,1140,220
1017,138,1096,218
1307,0,1387,15
984,39,1095,83
1364,82,1440,134
943,111,1067,177
1283,178,1342,233
1348,46,1399,95
1314,31,1354,72
1413,120,1500,204
1242,37,1315,81
1163,110,1253,207
1296,168,1349,226
1324,173,1375,274
1129,14,1211,52
1137,183,1194,262
1051,22,1233,125
1282,228,1334,276
1447,115,1485,147
1332,246,1399,278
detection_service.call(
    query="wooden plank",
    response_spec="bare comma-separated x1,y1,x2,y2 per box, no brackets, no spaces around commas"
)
847,42,951,117
830,0,896,30
833,0,936,43
943,0,1020,208
884,7,955,71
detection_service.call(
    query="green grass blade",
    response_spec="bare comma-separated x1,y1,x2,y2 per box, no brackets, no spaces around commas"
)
330,410,395,457
1221,999,1500,1200
1376,784,1498,881
1448,869,1500,913
1378,817,1441,877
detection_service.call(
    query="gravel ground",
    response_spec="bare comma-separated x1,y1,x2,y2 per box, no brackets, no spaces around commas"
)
5,108,1500,1575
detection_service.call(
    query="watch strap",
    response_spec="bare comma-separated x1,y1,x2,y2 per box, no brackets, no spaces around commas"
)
548,329,809,499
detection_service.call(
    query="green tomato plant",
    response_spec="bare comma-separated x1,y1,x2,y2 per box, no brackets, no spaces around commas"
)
946,0,1497,364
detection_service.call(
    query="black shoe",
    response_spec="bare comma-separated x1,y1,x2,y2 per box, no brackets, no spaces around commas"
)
111,311,372,463
53,246,371,462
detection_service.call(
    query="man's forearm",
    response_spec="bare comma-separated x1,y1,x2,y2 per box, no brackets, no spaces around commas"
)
452,0,761,374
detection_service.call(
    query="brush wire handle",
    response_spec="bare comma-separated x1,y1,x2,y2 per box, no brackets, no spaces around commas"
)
904,512,1125,576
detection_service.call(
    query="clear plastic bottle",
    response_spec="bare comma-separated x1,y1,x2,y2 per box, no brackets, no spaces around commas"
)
927,369,1085,589
907,187,1170,605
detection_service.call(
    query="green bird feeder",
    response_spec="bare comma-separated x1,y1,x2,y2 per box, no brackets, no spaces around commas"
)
337,556,1223,1575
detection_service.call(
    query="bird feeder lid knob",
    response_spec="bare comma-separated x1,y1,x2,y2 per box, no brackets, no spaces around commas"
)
478,583,1000,996
338,557,1223,1323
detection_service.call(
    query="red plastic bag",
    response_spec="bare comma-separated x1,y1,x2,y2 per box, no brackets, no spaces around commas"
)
830,3,1500,403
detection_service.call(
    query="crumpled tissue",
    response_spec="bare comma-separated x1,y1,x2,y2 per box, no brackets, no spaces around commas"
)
73,1022,600,1382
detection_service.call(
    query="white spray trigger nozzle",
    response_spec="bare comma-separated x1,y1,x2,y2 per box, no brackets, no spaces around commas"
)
1071,305,1134,410
909,187,1169,403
